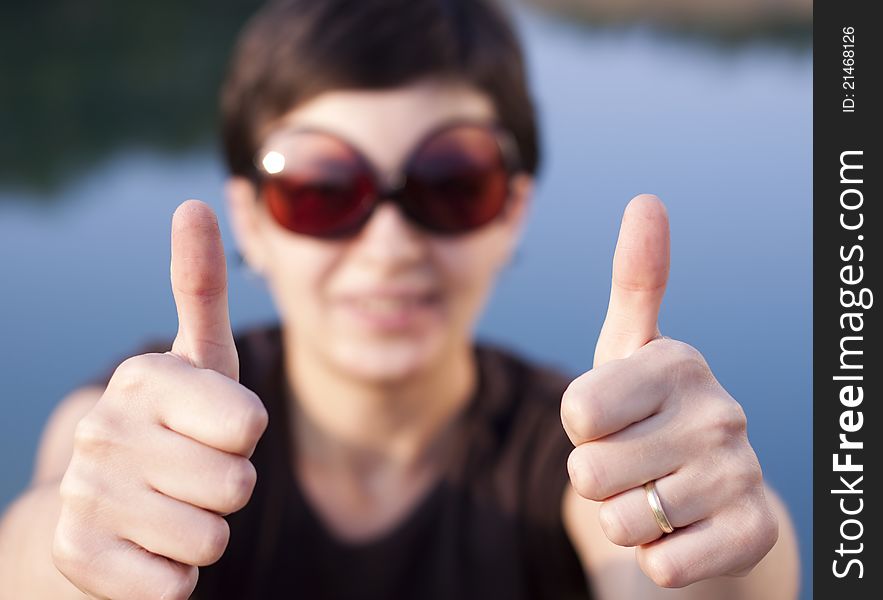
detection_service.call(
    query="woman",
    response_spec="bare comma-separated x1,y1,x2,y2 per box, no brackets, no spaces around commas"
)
0,0,799,598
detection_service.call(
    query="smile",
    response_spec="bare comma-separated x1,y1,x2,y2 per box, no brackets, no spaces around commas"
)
338,292,442,331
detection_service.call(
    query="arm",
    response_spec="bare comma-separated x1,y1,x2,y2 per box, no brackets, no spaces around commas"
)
0,386,103,598
563,485,800,600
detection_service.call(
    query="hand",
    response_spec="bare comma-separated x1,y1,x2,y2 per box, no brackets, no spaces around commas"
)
561,195,778,587
52,201,269,599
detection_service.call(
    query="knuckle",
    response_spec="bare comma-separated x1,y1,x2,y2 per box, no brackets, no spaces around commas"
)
244,393,270,438
196,516,230,566
161,566,199,600
223,458,257,513
567,446,607,501
111,355,143,384
668,338,702,360
670,341,710,383
111,352,178,401
728,452,763,494
58,470,90,506
758,511,780,555
561,378,602,441
648,336,680,356
57,473,110,540
72,414,116,457
51,517,84,575
738,503,779,557
112,354,161,390
52,514,107,589
640,549,688,588
598,501,635,546
707,400,748,442
228,391,269,453
199,370,268,455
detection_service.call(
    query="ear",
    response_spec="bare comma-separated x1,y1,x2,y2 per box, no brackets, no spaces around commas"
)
225,176,267,274
500,173,534,255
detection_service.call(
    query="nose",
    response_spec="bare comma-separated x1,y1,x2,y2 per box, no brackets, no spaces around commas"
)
351,201,427,268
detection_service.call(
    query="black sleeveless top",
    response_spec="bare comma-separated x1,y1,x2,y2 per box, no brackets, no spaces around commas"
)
182,325,591,600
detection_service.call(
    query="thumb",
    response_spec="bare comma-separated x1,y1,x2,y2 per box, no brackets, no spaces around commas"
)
169,200,239,381
593,194,670,368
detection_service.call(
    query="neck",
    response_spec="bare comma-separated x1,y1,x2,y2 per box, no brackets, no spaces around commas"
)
284,335,477,477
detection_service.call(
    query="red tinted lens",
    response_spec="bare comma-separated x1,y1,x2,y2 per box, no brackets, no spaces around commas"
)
402,125,509,234
260,132,376,238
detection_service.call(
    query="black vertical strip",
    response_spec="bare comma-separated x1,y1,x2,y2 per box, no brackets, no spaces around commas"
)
814,2,881,597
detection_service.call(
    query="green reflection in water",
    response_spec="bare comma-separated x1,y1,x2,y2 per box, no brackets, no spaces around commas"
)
0,0,810,198
526,0,812,47
0,0,264,196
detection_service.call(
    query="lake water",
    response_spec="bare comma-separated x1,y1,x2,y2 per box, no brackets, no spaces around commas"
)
0,8,812,597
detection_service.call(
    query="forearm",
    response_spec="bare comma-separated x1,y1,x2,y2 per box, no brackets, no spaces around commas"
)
0,482,89,599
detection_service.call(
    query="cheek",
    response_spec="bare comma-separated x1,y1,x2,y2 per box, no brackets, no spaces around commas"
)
261,231,341,317
432,227,514,299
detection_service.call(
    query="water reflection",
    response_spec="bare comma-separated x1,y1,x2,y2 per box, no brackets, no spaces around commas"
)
527,0,812,46
0,0,264,193
1,0,810,195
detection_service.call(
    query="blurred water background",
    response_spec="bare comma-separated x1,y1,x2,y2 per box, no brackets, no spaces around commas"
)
0,1,812,597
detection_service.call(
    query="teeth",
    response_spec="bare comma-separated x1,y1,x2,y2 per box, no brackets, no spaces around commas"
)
356,297,418,314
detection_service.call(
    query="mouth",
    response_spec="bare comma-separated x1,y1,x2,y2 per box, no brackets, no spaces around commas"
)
337,291,443,332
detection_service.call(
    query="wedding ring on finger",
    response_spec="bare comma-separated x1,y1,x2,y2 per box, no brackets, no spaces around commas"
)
644,480,675,534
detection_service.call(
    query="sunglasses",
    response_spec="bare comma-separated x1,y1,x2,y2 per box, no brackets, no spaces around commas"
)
254,121,521,239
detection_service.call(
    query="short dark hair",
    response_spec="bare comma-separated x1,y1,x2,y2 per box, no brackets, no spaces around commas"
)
220,0,540,181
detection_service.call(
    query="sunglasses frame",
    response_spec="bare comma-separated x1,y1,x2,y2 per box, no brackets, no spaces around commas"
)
252,118,523,238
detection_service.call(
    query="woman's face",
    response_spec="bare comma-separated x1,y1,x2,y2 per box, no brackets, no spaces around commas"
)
228,79,533,382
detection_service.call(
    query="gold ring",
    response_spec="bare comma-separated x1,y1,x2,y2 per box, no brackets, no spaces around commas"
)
644,480,675,534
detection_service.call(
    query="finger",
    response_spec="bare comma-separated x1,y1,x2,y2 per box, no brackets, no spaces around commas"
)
117,488,231,567
53,527,197,600
567,413,685,501
170,199,239,381
158,364,267,458
561,340,677,445
114,353,267,457
635,503,777,588
142,425,257,515
598,468,718,547
594,194,670,367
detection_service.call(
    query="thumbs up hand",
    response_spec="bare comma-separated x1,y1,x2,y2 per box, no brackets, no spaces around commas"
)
53,201,268,600
561,195,778,588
